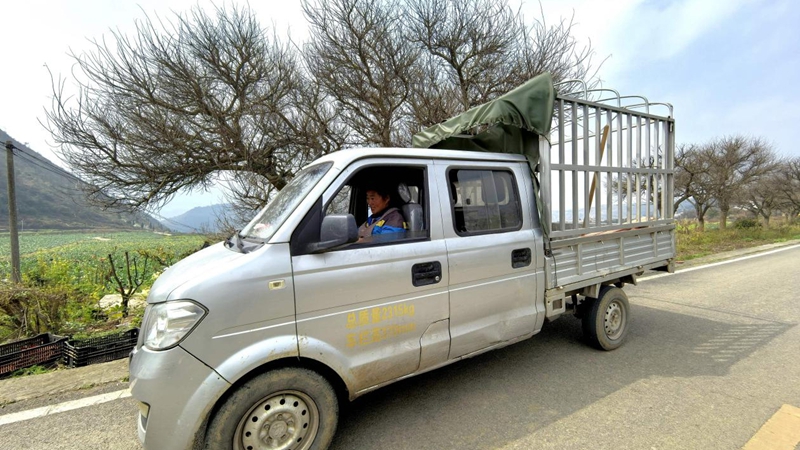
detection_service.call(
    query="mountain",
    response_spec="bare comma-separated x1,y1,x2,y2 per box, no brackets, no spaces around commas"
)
163,204,234,233
0,129,165,231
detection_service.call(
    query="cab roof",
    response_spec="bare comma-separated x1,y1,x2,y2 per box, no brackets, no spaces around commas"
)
311,147,528,170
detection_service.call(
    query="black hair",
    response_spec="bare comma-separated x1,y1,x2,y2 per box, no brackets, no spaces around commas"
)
365,184,392,200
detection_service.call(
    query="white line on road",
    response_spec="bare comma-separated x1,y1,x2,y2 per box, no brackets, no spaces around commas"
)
641,243,800,282
0,389,131,426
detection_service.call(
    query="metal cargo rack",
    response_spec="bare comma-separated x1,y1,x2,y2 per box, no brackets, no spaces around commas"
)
540,81,676,303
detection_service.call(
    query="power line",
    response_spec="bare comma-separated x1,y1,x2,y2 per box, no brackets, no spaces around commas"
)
146,210,203,233
14,146,66,169
12,149,79,181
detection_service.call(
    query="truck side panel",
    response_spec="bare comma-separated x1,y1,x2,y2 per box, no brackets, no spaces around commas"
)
546,226,675,290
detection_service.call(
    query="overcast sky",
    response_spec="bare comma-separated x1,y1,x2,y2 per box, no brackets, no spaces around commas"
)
1,0,798,217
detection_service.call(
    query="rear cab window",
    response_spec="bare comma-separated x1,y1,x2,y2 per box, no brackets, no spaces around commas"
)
448,169,522,236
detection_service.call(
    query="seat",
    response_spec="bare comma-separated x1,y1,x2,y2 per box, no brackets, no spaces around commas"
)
397,183,424,232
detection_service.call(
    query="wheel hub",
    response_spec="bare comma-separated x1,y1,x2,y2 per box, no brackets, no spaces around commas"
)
241,393,314,450
604,301,625,340
267,420,288,440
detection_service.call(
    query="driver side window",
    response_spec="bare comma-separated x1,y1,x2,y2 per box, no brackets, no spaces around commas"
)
290,163,430,256
326,164,428,247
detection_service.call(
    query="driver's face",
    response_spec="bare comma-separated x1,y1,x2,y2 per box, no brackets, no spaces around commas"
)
366,190,390,214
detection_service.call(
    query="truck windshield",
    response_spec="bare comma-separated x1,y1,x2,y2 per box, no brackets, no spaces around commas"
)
240,162,332,241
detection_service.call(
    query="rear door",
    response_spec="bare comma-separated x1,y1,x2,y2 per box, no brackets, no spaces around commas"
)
434,160,542,359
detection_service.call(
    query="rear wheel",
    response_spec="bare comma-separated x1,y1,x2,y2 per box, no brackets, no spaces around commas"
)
205,368,338,450
582,286,630,351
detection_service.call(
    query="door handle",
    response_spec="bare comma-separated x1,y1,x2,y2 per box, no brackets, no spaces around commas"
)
412,261,442,287
511,248,532,268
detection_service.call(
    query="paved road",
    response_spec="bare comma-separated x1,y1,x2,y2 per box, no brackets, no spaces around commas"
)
1,245,799,449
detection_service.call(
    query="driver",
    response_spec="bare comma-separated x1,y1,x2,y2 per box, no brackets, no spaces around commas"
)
357,186,406,238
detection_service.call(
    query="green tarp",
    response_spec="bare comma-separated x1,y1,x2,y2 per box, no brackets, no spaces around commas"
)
411,72,556,162
411,72,556,240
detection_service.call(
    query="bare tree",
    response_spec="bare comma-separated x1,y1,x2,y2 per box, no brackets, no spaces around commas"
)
704,135,776,230
405,0,600,129
107,251,149,317
44,4,342,211
673,144,695,211
405,0,521,113
513,7,600,93
45,1,601,214
775,156,800,222
303,0,418,147
613,149,666,219
674,144,716,231
742,168,782,226
226,79,348,212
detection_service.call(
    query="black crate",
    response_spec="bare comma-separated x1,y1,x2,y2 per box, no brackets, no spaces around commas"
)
64,328,139,368
0,333,67,378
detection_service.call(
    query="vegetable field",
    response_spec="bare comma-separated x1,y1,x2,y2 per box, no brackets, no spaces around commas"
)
0,231,206,278
0,231,208,342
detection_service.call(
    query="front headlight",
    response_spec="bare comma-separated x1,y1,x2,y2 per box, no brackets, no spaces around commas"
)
142,300,207,350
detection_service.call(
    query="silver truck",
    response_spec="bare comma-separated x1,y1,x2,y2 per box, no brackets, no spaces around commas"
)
129,73,675,450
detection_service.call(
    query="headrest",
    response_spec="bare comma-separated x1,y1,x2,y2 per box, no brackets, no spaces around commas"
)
397,183,412,203
479,173,509,204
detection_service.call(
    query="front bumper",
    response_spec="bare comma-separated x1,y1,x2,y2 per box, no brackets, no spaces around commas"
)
129,344,230,450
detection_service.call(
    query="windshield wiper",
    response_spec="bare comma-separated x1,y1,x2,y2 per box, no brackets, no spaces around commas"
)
225,230,245,253
236,231,245,252
225,230,264,254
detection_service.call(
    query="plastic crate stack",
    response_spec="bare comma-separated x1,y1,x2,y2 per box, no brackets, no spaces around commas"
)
64,329,139,368
0,333,67,378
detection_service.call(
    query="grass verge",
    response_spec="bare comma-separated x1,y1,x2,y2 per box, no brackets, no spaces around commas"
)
676,221,800,261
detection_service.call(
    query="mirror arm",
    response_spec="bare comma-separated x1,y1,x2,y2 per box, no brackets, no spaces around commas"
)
306,238,348,254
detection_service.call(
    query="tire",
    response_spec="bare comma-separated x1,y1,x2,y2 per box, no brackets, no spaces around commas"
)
582,286,630,351
204,368,339,450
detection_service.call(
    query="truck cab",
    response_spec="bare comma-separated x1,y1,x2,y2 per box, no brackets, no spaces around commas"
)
130,148,551,449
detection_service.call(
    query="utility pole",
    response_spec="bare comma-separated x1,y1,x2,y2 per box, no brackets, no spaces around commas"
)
5,140,21,283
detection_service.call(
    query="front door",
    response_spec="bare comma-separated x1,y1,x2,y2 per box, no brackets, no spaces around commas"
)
291,158,450,393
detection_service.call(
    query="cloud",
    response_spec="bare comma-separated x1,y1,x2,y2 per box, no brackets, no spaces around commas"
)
681,94,800,157
533,0,751,80
614,0,749,64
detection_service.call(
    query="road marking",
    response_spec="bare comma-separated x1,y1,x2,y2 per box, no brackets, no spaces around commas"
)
742,404,800,450
641,243,800,282
0,389,131,426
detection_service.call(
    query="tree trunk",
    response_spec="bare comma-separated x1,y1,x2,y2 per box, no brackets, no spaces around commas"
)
719,208,728,230
697,216,705,232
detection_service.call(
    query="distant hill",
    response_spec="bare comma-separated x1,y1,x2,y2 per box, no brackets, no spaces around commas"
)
163,204,234,233
0,129,165,231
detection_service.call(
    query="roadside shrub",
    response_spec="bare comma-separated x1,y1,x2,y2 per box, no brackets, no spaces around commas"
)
0,284,69,341
734,218,762,229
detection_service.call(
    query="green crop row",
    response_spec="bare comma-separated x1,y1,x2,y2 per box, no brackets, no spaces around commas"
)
0,231,209,342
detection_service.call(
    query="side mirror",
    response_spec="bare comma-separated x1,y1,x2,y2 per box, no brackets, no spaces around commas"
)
307,214,358,253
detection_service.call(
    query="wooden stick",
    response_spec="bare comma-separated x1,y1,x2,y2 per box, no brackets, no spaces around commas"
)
585,125,610,228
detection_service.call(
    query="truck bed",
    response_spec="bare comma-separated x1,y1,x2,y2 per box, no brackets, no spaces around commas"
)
537,92,676,312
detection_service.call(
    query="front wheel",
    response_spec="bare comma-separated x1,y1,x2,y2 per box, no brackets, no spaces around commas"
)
205,367,339,450
582,286,630,351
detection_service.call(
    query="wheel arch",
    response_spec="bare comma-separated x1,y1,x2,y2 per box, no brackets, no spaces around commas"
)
194,356,350,449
